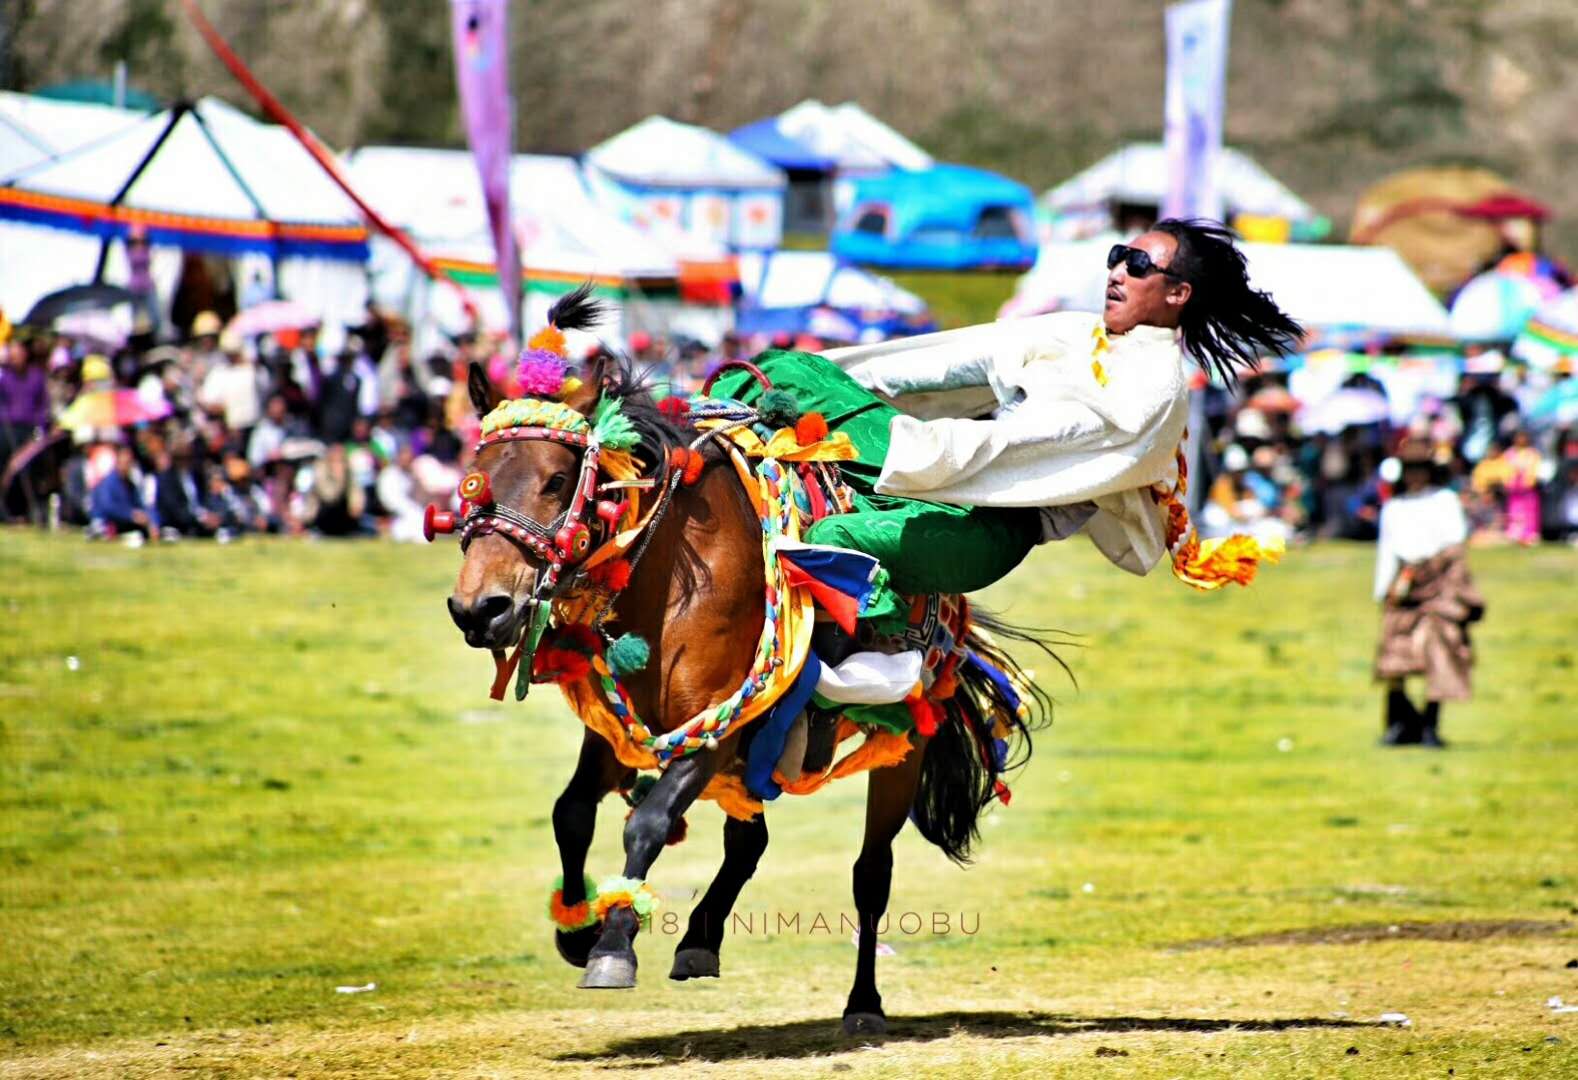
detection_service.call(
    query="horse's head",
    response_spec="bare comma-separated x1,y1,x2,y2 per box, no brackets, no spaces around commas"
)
446,355,609,649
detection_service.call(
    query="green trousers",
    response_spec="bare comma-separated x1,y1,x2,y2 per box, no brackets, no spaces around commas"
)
709,350,1041,596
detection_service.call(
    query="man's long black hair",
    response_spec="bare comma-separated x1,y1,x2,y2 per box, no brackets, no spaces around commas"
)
1152,218,1304,384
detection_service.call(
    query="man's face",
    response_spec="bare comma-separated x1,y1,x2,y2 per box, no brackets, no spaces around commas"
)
1103,231,1191,334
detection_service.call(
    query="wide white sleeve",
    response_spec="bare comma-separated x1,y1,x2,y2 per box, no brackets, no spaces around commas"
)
1373,502,1400,602
878,397,1115,496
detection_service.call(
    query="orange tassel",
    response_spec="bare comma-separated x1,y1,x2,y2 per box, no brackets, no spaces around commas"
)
590,558,633,592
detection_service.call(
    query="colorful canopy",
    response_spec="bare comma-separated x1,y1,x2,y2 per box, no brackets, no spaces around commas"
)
1513,288,1578,372
57,388,171,430
1448,268,1555,343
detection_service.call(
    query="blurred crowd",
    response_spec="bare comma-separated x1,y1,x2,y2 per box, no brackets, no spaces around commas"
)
3,310,1575,549
1196,363,1578,549
0,309,770,545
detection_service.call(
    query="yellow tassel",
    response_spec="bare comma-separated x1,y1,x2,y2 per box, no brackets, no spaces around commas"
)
1170,532,1285,591
1091,358,1109,387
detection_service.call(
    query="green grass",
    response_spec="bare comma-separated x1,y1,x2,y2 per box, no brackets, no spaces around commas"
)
2,531,1576,1078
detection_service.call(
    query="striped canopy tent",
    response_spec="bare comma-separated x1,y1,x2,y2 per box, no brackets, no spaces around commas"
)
0,94,369,335
1513,288,1578,373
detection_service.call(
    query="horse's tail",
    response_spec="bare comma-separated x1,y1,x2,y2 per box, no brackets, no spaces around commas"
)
911,607,1065,864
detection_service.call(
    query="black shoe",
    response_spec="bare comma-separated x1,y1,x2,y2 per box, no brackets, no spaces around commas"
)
1419,703,1446,748
1380,688,1422,745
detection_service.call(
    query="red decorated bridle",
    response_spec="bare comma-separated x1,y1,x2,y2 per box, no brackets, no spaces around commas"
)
423,424,629,597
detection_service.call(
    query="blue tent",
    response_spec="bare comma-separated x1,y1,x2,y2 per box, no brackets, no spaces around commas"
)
831,163,1037,271
728,119,835,173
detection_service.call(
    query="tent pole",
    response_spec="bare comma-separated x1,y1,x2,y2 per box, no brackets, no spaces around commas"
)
93,103,186,284
188,104,280,299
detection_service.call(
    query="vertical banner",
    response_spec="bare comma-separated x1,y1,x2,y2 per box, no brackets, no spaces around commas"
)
1162,0,1232,222
451,0,521,343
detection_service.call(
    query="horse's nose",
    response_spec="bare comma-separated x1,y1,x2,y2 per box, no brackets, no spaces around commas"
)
448,592,516,645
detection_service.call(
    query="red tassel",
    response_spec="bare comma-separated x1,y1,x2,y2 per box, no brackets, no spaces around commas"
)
994,780,1012,806
553,623,602,654
533,648,591,684
795,412,829,445
657,396,690,419
590,558,633,592
906,693,939,737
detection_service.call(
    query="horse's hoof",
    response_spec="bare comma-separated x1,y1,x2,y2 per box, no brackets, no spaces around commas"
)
669,947,720,980
554,924,602,969
578,953,638,990
841,1012,887,1037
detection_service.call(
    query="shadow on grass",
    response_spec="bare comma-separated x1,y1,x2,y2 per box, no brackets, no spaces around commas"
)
558,1010,1371,1064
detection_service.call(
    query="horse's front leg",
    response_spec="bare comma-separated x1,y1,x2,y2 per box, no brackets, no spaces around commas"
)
670,811,769,980
551,730,630,967
579,749,722,989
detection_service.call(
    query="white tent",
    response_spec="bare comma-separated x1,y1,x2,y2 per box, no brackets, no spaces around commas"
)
774,100,933,173
737,250,926,316
584,116,785,251
0,94,368,337
0,92,148,177
349,146,737,349
1004,238,1450,338
1043,143,1317,240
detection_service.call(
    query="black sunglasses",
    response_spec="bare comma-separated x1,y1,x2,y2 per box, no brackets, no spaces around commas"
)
1107,244,1183,280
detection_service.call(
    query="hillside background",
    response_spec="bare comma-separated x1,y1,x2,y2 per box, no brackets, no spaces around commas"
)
5,0,1576,255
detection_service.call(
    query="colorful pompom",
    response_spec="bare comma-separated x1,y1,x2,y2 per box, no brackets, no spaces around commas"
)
758,388,801,427
528,324,567,357
606,633,651,677
657,396,691,419
533,648,592,684
590,558,633,592
670,447,705,486
547,872,600,931
795,411,829,446
517,348,571,397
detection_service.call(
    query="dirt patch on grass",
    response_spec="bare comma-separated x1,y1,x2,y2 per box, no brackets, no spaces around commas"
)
1175,918,1572,950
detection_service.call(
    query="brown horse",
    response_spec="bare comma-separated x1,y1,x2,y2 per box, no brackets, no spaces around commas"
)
444,297,1046,1033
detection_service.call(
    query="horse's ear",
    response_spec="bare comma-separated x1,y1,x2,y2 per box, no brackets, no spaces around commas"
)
562,351,611,416
468,361,501,418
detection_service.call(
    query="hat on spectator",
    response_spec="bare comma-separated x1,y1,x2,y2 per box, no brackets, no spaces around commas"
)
191,311,222,338
628,331,652,352
1222,443,1250,472
80,354,114,384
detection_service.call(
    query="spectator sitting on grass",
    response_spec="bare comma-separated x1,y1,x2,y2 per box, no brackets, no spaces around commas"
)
89,444,152,541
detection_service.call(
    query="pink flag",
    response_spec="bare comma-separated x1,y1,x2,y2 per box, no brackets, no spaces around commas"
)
451,0,521,343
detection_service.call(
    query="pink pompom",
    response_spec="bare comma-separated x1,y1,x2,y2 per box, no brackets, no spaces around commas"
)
517,348,569,397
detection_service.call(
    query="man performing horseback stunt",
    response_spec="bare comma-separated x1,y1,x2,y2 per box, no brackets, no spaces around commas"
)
711,217,1304,603
429,218,1301,1031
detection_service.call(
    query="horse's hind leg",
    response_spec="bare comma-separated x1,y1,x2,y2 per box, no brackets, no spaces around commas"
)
580,749,722,989
843,745,926,1036
552,731,630,968
670,811,769,980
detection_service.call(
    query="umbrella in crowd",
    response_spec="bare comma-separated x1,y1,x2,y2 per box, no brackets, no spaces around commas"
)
1448,269,1553,343
22,283,141,326
1512,288,1578,372
224,300,318,339
55,389,172,431
1297,386,1390,435
1526,379,1578,428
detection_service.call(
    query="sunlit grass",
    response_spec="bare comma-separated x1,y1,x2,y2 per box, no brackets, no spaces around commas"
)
2,530,1575,1077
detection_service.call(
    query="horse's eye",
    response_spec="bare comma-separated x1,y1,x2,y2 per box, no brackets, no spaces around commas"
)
544,473,568,496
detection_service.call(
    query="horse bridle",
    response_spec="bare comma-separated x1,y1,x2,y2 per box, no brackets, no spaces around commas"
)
424,424,627,600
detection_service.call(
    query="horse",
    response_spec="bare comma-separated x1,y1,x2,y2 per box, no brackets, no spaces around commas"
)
442,292,1050,1033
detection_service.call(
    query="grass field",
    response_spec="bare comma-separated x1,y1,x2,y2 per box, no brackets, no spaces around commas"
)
2,530,1576,1079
